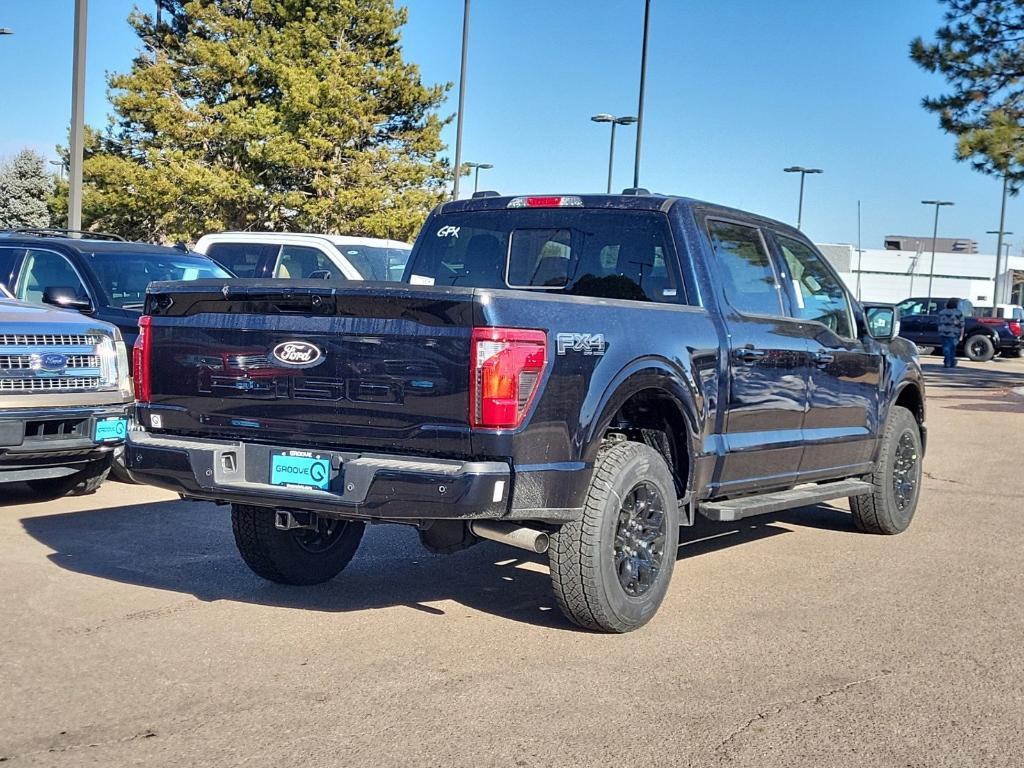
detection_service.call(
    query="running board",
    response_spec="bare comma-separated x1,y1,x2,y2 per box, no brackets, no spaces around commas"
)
698,479,872,522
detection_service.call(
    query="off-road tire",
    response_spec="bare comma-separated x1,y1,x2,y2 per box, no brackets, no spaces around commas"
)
549,440,679,633
27,456,112,497
230,504,365,585
849,406,922,535
109,446,138,484
964,334,995,362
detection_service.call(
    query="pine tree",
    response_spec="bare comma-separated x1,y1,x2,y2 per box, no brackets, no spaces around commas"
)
0,149,54,229
911,0,1024,181
83,0,451,242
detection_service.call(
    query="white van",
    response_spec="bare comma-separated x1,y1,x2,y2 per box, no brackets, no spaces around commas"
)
194,232,412,282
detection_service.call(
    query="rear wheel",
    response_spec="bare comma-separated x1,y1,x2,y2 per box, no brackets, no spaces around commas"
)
964,334,995,362
230,504,365,585
849,406,922,535
27,456,112,497
549,441,680,633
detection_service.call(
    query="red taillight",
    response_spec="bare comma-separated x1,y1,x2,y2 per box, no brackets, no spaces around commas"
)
133,315,152,403
470,327,547,429
507,195,584,209
1009,320,1022,337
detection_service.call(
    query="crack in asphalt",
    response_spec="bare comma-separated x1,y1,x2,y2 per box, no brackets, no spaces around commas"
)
712,670,895,757
0,730,157,762
923,471,963,485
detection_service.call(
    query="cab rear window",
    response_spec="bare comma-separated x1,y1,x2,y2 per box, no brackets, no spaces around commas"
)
406,209,686,303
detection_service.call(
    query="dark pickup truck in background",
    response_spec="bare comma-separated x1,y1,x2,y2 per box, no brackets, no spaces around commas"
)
126,193,926,632
896,297,1023,361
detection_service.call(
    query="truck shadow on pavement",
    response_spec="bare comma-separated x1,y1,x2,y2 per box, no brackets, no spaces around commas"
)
20,494,858,631
921,361,1024,390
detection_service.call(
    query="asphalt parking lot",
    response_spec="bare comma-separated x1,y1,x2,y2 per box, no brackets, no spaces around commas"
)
2,358,1023,767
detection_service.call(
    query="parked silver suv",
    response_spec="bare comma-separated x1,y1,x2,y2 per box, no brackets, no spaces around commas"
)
0,288,132,495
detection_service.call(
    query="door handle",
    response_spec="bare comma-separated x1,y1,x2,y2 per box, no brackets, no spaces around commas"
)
734,347,766,364
813,351,835,366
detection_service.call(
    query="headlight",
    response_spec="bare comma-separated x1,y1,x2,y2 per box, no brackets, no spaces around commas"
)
97,335,133,397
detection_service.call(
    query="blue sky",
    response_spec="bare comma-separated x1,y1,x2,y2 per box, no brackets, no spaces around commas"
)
0,0,1011,253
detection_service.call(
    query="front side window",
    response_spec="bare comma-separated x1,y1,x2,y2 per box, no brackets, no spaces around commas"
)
706,220,781,316
776,235,854,338
896,299,939,317
14,249,89,305
406,209,682,303
273,245,335,279
340,246,411,281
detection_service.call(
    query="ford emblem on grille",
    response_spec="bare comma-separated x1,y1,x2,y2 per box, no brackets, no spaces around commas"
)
33,353,68,373
270,341,324,369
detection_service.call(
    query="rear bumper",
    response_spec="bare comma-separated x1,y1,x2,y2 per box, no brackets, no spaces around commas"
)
0,405,127,482
997,336,1023,352
127,431,516,521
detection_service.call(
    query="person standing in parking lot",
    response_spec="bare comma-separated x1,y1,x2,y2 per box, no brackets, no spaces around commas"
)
938,297,965,368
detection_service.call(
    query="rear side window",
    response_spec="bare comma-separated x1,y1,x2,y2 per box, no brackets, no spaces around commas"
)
897,299,939,317
0,247,24,291
407,209,683,303
273,245,336,279
706,220,781,316
204,242,277,278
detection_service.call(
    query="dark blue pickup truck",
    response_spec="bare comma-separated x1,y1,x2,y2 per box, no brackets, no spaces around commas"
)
126,193,926,632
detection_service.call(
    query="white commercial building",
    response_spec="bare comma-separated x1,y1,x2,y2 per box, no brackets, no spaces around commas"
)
816,243,1024,307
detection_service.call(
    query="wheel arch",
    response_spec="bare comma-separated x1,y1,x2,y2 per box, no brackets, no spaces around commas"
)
583,358,702,504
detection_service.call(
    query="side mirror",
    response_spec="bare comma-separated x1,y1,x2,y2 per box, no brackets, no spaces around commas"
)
42,286,94,314
308,269,332,280
866,306,899,341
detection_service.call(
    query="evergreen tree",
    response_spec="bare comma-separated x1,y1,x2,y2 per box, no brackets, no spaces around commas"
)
911,0,1024,182
0,149,54,229
84,0,451,242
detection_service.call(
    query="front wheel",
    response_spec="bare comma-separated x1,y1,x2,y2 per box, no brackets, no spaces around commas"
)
549,440,680,633
849,406,922,535
964,334,995,362
230,504,365,585
27,456,112,497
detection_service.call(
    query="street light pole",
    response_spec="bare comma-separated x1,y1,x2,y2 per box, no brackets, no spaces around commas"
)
451,0,470,200
992,173,1010,304
632,0,651,188
783,166,823,230
987,226,1013,306
923,199,954,304
591,114,637,193
68,0,88,233
464,162,492,194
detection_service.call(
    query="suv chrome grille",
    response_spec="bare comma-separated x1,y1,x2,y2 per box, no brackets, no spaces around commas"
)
0,333,98,346
0,376,103,392
0,354,101,370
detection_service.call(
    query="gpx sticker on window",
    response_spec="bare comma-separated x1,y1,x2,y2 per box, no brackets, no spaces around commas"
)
436,225,461,238
556,333,606,356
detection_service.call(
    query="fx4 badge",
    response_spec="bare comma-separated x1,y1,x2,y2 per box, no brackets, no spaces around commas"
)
556,333,606,356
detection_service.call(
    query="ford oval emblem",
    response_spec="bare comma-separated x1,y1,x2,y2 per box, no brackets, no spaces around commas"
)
35,353,69,372
270,341,324,369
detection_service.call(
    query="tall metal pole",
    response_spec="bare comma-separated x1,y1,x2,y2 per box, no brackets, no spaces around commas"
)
927,204,941,303
994,173,1009,304
606,121,617,194
451,0,470,200
632,0,651,188
796,172,806,230
68,0,88,232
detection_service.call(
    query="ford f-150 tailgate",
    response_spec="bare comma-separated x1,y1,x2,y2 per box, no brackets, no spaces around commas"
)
136,281,480,457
